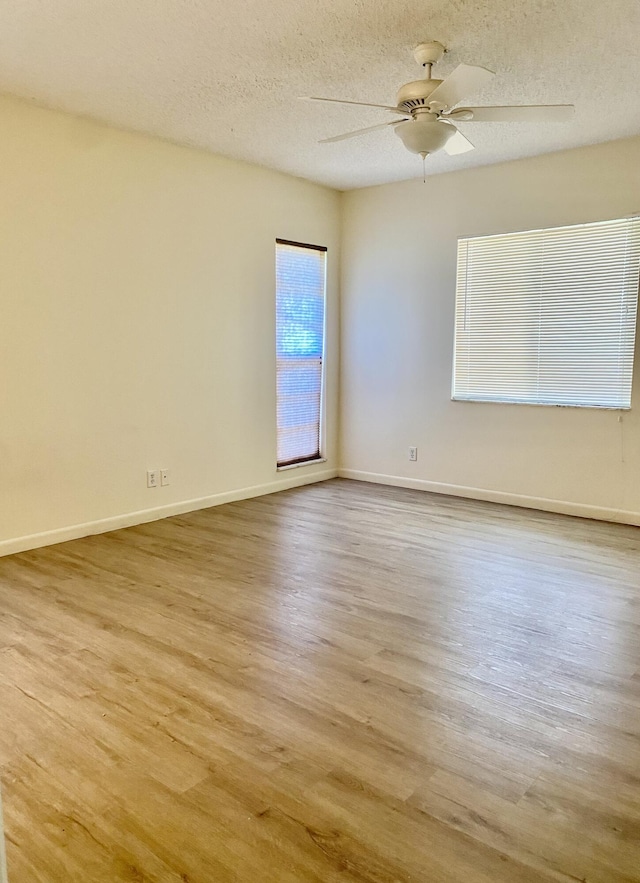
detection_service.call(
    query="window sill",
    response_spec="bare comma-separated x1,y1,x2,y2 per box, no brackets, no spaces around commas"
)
452,397,631,410
277,458,327,472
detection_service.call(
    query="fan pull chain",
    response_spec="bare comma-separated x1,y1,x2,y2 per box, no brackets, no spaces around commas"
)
420,152,427,183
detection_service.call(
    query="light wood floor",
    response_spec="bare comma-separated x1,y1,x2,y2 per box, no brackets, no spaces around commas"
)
1,479,640,882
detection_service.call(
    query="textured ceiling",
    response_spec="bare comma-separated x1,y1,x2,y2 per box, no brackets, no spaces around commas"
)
0,0,639,189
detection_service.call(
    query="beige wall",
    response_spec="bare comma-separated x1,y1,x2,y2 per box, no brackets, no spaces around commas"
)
0,95,340,553
3,93,639,552
340,137,640,523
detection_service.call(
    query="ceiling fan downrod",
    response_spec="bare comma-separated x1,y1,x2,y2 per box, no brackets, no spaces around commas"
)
412,41,446,80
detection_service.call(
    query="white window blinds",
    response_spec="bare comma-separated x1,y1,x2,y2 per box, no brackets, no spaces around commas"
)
276,240,326,467
453,217,640,409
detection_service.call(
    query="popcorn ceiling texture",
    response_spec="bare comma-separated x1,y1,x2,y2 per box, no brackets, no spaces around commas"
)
0,0,638,189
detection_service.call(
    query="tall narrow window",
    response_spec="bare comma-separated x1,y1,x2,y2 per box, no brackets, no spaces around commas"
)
276,239,327,467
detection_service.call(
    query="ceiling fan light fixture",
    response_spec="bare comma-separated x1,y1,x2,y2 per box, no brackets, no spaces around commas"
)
394,117,455,156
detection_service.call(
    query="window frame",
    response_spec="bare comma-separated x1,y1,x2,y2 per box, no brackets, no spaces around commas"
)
275,238,328,470
451,214,640,411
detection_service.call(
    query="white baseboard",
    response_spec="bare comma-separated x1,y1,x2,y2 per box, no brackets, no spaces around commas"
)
338,468,640,527
0,468,338,558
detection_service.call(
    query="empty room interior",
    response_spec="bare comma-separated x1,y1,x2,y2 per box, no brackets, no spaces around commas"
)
2,1,640,881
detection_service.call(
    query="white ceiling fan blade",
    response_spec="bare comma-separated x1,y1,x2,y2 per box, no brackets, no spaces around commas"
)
443,127,475,155
427,64,495,110
302,96,407,115
448,104,575,122
320,119,406,144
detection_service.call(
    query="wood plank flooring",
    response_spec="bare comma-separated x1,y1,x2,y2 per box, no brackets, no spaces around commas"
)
1,478,640,881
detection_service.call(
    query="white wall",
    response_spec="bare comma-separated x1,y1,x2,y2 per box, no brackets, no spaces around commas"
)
0,95,340,554
3,95,639,552
340,136,640,524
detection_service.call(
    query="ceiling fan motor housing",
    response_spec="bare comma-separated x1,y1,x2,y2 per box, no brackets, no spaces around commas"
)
396,79,443,112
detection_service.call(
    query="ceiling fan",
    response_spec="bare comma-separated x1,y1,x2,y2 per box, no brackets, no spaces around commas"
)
303,41,574,164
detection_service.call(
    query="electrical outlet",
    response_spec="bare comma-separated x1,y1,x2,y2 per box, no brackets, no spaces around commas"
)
160,469,170,487
147,469,159,488
408,446,418,462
